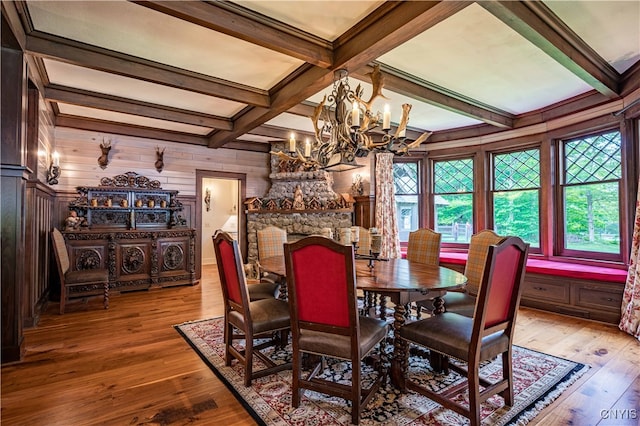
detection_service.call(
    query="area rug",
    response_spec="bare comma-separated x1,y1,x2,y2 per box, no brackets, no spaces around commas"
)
175,318,588,425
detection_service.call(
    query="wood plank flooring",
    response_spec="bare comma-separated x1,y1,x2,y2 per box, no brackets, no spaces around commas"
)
2,265,639,425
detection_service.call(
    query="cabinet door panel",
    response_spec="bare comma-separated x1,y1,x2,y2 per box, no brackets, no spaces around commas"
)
67,241,108,271
116,241,152,283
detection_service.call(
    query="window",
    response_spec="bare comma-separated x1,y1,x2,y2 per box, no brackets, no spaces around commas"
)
393,161,421,243
491,148,540,248
560,130,621,259
433,158,474,244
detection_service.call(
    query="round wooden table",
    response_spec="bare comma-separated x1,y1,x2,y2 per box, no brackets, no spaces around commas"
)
259,256,467,389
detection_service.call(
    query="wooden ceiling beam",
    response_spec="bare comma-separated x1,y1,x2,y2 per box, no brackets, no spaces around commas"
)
352,64,515,129
45,85,232,130
25,33,271,107
55,115,209,146
131,1,333,68
208,64,333,147
479,0,619,98
208,1,471,148
333,1,471,72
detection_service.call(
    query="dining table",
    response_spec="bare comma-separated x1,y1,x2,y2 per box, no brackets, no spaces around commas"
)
258,255,467,389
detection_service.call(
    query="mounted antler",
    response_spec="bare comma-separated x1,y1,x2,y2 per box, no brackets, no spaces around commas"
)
155,146,165,173
354,64,388,113
396,131,433,155
311,95,327,145
98,138,112,169
394,104,412,139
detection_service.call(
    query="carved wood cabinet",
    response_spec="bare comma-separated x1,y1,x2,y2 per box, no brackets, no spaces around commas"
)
62,173,197,295
62,229,197,293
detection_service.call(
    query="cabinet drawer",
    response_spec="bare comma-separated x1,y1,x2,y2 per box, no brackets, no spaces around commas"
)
574,283,624,312
522,276,570,303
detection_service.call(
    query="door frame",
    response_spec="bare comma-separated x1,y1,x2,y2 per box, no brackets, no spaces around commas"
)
195,169,247,279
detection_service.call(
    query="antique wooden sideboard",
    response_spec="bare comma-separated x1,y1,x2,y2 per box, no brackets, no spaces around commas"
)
62,172,197,294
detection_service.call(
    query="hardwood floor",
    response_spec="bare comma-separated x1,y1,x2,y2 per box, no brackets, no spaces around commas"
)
2,265,638,426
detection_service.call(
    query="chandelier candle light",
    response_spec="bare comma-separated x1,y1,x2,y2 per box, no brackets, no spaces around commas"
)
275,64,432,172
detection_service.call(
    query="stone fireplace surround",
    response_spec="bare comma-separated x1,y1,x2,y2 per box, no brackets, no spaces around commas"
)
245,143,353,263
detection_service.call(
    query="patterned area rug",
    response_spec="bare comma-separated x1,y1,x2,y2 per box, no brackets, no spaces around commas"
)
175,318,588,425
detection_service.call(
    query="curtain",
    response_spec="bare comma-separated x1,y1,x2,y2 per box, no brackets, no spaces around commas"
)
374,153,401,259
619,176,640,340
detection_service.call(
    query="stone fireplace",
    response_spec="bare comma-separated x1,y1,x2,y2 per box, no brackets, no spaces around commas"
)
245,143,353,263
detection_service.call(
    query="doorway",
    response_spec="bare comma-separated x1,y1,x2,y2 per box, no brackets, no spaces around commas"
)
196,170,246,279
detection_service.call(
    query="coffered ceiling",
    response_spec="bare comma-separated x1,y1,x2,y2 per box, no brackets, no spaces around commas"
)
3,1,639,151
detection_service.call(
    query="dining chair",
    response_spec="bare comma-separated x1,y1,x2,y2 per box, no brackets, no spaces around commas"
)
356,226,370,256
399,236,529,426
406,228,441,265
406,228,441,318
284,236,388,425
257,226,288,260
51,228,109,314
213,230,278,301
213,231,292,387
417,229,506,317
256,226,288,297
443,229,506,317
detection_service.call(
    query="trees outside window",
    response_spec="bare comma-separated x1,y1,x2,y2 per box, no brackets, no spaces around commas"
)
433,158,474,244
491,148,540,248
560,130,621,259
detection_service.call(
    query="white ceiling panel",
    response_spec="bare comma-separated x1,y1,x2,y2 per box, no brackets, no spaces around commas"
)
544,0,640,73
28,0,304,89
378,3,594,115
44,59,246,117
232,0,384,41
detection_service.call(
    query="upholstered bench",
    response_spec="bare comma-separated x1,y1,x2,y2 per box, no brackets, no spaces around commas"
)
429,250,627,324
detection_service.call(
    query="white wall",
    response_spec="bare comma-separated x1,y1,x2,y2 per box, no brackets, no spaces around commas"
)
201,178,239,265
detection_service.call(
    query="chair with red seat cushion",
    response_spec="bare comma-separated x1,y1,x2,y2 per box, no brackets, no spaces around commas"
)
284,236,388,425
399,236,529,426
213,231,292,387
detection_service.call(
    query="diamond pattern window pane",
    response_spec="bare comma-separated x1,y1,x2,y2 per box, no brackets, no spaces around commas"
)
434,159,473,193
394,163,418,195
564,131,621,184
494,149,540,190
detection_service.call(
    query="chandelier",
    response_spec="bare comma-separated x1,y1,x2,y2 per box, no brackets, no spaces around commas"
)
275,64,432,172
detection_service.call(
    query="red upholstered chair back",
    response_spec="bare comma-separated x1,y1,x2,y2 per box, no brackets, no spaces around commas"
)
472,236,529,338
213,231,249,309
284,236,357,331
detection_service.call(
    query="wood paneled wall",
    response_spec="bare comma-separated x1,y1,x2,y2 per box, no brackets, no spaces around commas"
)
52,127,271,197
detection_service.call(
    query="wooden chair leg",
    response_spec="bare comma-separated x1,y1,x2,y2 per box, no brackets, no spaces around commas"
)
500,351,514,405
468,368,481,426
60,286,66,315
103,282,109,309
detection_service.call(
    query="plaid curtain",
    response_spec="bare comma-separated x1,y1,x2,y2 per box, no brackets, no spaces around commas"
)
620,176,640,340
374,153,401,259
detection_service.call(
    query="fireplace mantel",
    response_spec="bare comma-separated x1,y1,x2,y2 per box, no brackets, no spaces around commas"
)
247,208,352,214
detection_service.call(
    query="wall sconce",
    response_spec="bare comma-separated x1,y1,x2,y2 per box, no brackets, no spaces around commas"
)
204,188,211,211
46,151,61,185
98,138,111,169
